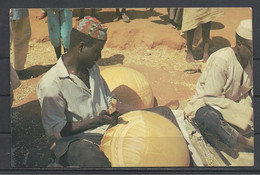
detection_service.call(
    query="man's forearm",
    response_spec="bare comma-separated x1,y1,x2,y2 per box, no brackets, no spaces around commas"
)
60,117,104,137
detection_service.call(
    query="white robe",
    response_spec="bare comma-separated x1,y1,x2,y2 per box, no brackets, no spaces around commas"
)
184,47,253,130
182,8,224,32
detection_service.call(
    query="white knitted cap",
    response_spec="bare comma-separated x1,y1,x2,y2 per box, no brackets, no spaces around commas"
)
236,19,252,40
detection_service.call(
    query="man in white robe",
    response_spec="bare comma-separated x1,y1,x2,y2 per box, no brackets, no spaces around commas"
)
184,19,253,150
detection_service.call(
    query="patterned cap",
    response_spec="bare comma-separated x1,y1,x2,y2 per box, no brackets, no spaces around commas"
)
74,16,107,40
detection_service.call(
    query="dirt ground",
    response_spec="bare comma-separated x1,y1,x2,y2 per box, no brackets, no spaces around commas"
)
10,8,252,167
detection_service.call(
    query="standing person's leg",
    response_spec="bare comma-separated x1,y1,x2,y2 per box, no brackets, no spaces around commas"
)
11,16,31,71
168,8,177,28
91,9,96,17
76,9,85,21
113,8,121,22
36,8,47,20
63,140,111,167
186,28,195,62
167,8,170,17
47,9,62,59
201,22,211,62
60,9,72,53
121,8,130,23
121,8,126,13
175,8,183,30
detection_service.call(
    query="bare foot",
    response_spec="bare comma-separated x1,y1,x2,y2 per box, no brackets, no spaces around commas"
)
164,100,179,110
235,134,254,151
186,49,195,62
36,12,47,20
113,15,121,22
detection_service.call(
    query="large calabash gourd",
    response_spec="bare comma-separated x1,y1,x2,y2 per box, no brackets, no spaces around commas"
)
100,111,190,167
101,66,154,109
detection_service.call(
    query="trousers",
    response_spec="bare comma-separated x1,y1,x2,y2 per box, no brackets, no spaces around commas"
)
47,9,72,49
195,105,239,148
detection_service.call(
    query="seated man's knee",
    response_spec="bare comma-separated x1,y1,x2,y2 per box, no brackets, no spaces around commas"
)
158,106,172,113
195,106,222,131
144,106,178,126
155,106,175,120
195,106,209,126
67,140,111,167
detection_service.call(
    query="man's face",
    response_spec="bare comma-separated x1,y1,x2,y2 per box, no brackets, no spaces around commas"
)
240,39,253,64
80,40,106,68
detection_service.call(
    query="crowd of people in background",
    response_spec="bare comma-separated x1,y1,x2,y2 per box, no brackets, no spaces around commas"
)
9,8,225,82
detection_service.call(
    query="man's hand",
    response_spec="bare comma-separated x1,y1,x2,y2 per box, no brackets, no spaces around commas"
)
97,110,118,126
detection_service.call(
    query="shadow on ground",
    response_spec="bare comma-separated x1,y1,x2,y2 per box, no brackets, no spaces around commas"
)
18,64,54,80
98,54,125,66
12,100,55,167
189,36,231,61
73,9,163,24
150,14,169,25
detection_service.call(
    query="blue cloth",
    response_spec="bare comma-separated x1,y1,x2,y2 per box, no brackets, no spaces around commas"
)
9,8,29,20
47,8,72,49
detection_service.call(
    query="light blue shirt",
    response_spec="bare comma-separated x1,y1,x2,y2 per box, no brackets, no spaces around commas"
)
9,8,29,20
36,57,114,158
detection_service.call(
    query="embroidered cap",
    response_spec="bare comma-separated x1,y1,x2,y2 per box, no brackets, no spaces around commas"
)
74,16,107,40
236,19,252,40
